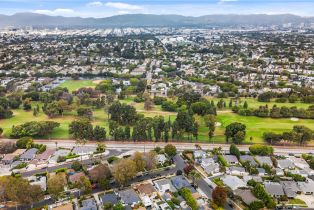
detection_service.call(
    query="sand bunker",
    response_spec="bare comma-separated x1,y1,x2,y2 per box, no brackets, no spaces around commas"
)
92,80,103,84
290,117,299,121
215,122,222,127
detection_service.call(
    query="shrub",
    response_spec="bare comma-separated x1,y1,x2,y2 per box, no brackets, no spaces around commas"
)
16,137,33,149
107,156,119,164
249,201,265,210
161,101,177,112
179,188,198,210
217,155,229,167
153,97,167,105
249,144,274,156
57,156,66,163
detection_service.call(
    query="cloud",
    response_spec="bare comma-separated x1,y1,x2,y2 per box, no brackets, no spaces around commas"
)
34,8,74,16
104,2,143,11
87,1,103,7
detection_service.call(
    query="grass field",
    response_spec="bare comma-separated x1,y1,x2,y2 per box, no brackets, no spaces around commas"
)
59,80,97,92
2,85,314,143
208,97,312,109
216,112,314,143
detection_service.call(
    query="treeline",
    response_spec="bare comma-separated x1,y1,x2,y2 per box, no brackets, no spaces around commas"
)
11,121,60,138
263,125,313,145
235,104,314,119
258,89,314,104
108,101,199,141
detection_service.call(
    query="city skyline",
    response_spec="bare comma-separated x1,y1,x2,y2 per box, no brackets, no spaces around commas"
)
0,0,313,18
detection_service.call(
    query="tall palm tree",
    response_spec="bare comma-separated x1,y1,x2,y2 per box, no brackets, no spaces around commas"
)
76,138,87,162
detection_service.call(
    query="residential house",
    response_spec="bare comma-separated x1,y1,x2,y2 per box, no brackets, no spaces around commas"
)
234,189,258,205
275,168,285,176
194,150,207,159
20,148,38,161
223,155,239,165
154,178,176,193
99,193,119,206
240,155,258,166
1,154,16,165
51,203,74,210
68,172,87,184
297,182,314,195
80,198,97,210
255,156,273,167
228,166,248,176
280,181,300,198
257,168,266,176
28,176,47,191
264,182,285,198
171,176,193,191
277,159,295,170
141,195,153,207
119,189,141,207
200,158,215,168
136,182,157,198
222,175,246,191
203,163,220,175
36,149,55,162
156,154,167,165
288,156,310,169
49,149,70,164
243,175,263,184
2,149,26,165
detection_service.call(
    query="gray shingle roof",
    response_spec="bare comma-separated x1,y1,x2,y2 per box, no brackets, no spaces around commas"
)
240,155,257,166
170,175,191,190
20,148,38,160
255,156,273,166
277,159,294,169
234,189,258,205
119,189,140,205
100,193,119,205
264,182,285,196
223,155,239,164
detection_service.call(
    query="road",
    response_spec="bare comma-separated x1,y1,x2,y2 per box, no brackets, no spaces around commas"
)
2,138,314,155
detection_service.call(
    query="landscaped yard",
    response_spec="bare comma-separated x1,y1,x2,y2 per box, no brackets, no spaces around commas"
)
288,198,307,207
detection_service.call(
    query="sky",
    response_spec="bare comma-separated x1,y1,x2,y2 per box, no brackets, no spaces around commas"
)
0,0,313,18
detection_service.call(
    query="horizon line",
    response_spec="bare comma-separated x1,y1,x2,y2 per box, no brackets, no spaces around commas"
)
1,12,314,19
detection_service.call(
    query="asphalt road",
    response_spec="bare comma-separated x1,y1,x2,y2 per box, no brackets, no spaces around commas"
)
2,138,313,155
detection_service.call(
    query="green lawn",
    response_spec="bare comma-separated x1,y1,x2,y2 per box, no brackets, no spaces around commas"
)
207,97,312,109
59,80,97,92
216,112,314,143
2,95,314,143
288,198,307,207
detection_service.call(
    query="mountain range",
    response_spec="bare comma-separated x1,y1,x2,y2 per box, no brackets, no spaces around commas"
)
0,13,313,28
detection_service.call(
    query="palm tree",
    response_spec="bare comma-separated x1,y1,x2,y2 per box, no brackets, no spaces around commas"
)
212,147,222,155
76,138,87,162
96,142,106,153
